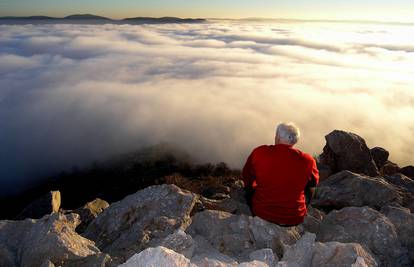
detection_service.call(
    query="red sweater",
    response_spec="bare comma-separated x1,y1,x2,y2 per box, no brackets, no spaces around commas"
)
242,144,319,225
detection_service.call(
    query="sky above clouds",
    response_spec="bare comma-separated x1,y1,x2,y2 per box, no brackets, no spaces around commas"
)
0,0,414,22
0,20,414,193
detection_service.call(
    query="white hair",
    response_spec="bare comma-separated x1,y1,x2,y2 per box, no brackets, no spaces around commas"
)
276,122,300,145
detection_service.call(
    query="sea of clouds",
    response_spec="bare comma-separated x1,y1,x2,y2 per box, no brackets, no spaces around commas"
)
1,20,413,193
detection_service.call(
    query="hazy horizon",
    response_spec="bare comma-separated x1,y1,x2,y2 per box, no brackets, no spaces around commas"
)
1,0,414,23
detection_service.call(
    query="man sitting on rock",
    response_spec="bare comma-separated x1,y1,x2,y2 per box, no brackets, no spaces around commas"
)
242,122,319,226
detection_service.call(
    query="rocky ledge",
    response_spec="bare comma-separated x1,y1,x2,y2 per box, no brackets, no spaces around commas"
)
0,130,413,267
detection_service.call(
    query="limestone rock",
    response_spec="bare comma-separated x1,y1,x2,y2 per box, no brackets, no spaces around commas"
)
187,210,300,262
319,130,379,176
381,206,414,261
0,213,99,267
313,171,402,210
383,173,414,194
301,206,325,234
249,248,277,267
16,191,61,220
118,246,193,267
83,184,197,261
370,147,389,169
316,206,406,266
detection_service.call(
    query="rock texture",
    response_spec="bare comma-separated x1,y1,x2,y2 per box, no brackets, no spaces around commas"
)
319,130,379,176
74,198,109,233
281,233,378,267
83,184,197,262
400,166,414,178
316,206,408,266
118,246,193,267
187,210,300,262
0,213,99,267
313,170,403,210
16,191,61,220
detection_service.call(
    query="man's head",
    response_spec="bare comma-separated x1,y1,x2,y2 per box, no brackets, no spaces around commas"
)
275,122,300,146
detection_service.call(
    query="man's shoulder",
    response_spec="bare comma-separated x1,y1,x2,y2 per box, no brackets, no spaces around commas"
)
292,148,315,163
252,145,271,154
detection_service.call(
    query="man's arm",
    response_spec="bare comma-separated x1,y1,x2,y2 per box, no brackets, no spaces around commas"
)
242,152,255,188
305,157,319,205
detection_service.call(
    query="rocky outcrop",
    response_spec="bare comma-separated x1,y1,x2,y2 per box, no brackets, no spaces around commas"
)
74,198,109,233
0,213,100,267
187,210,300,262
313,170,403,210
16,191,61,220
319,130,379,176
316,206,408,266
83,184,197,262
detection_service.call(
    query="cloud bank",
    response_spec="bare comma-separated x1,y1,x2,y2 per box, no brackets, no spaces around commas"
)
1,21,413,194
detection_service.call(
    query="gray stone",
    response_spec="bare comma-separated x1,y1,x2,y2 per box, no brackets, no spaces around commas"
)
249,248,277,267
381,205,414,262
0,213,99,267
237,261,269,267
83,184,197,262
300,206,325,234
316,206,406,266
74,198,109,233
319,130,379,177
63,253,114,267
160,229,195,259
118,246,193,267
313,171,403,210
370,147,389,169
281,232,378,267
16,191,61,220
380,161,400,176
383,173,414,194
190,235,239,267
200,196,252,216
187,210,300,262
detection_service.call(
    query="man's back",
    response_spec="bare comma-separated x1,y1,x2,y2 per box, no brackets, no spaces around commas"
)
242,144,319,225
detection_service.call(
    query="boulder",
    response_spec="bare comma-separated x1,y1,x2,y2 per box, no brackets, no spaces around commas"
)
280,232,378,267
249,248,277,267
313,171,402,210
83,184,197,261
381,206,414,261
16,191,61,220
118,246,193,267
400,166,414,179
190,235,239,266
187,210,300,262
370,147,389,169
160,229,195,259
0,213,99,267
383,173,414,194
316,206,407,266
319,130,379,177
300,206,325,234
380,161,400,176
74,198,109,233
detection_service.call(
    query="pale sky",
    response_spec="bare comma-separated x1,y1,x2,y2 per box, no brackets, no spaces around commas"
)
0,0,413,22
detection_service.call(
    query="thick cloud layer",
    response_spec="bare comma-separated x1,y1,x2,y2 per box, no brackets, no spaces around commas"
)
1,21,413,194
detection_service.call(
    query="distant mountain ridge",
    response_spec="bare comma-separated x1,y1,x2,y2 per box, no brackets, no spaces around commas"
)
0,14,206,24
